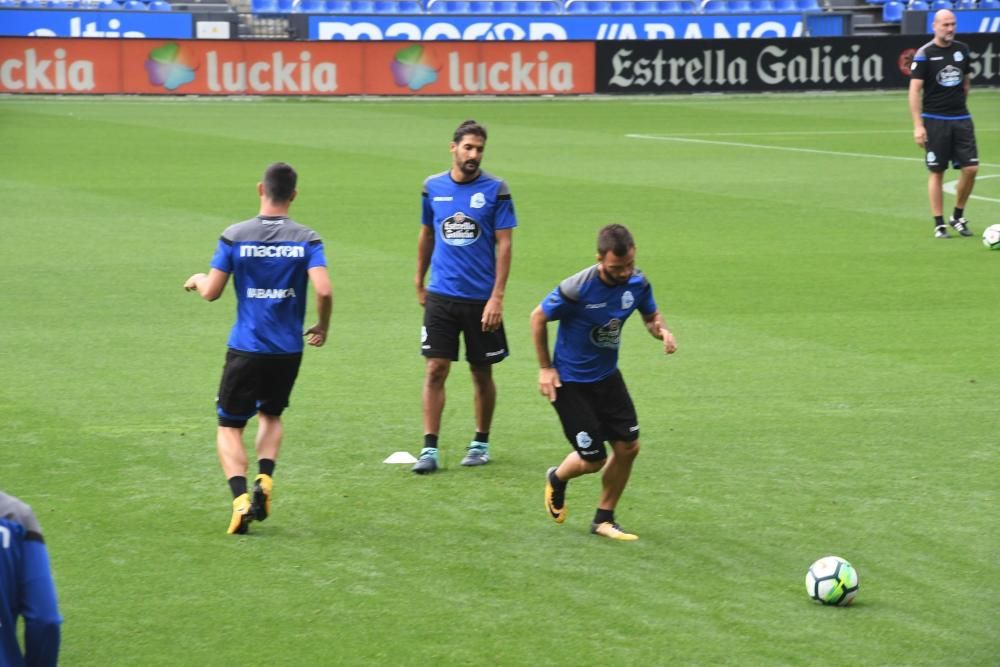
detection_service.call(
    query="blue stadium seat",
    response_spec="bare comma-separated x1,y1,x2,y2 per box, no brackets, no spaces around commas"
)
149,0,171,8
772,0,796,9
567,0,606,9
727,0,751,10
275,0,294,10
395,0,422,10
19,0,43,6
979,0,997,8
123,0,148,9
611,1,637,11
468,0,492,10
929,0,951,7
955,0,976,7
514,0,540,9
750,0,774,9
702,0,726,11
882,0,903,19
295,0,325,11
907,0,929,9
632,0,657,10
349,0,375,9
494,0,516,9
796,0,819,10
47,0,70,7
372,0,398,9
0,0,17,6
324,0,349,10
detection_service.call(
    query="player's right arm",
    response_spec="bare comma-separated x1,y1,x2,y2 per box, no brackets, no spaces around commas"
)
184,269,229,301
415,224,434,307
530,305,561,402
305,266,332,348
908,79,927,147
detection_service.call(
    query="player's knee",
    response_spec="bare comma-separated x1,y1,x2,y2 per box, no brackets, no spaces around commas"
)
425,359,450,385
963,164,979,177
469,363,493,387
617,440,640,460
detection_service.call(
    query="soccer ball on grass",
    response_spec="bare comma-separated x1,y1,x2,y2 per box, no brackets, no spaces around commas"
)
982,224,1000,250
805,556,859,606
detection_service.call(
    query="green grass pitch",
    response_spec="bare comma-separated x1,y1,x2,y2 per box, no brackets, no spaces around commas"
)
1,91,998,665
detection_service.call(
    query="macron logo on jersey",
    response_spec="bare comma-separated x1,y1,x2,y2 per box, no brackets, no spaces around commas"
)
246,288,297,299
240,245,305,258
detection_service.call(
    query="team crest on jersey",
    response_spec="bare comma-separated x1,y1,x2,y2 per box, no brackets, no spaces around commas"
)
441,211,481,246
621,290,634,309
590,318,622,349
954,51,964,62
470,192,486,209
937,65,962,87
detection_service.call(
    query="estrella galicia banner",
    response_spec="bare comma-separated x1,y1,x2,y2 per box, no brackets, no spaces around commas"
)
306,14,805,41
0,9,193,39
595,33,1000,93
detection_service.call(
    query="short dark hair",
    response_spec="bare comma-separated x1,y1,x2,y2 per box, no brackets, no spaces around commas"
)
263,162,297,203
597,224,635,257
453,119,487,144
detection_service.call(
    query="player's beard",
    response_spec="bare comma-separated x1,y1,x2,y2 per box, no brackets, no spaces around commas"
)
460,159,480,175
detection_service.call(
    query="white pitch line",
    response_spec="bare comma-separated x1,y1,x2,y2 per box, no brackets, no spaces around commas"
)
647,129,998,137
944,174,1000,204
625,133,1000,168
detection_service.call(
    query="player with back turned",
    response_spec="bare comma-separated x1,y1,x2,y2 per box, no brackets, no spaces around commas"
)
185,162,333,534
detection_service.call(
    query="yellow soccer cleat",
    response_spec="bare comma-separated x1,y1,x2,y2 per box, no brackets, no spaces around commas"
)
590,521,639,541
251,474,273,521
544,467,567,524
228,493,252,535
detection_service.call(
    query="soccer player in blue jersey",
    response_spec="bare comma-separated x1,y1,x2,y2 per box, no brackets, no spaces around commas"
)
531,225,677,541
1,492,61,667
909,9,979,239
184,162,333,534
412,120,517,474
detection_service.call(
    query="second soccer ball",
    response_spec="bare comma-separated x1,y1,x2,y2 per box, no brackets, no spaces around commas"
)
805,556,859,606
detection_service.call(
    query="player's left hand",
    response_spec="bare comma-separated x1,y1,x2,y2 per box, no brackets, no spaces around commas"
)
304,325,327,347
482,296,503,332
661,328,677,355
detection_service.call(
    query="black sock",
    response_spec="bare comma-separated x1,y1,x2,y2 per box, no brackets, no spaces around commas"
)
474,431,489,444
953,208,964,221
594,508,615,524
548,468,565,487
424,434,439,449
258,459,275,477
934,215,945,228
228,476,247,499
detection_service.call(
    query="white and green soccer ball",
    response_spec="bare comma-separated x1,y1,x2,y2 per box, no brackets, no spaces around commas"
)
805,556,859,606
982,224,1000,250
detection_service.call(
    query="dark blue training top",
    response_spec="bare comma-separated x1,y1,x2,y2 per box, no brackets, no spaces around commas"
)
541,265,658,383
422,169,517,302
211,216,327,355
0,492,61,667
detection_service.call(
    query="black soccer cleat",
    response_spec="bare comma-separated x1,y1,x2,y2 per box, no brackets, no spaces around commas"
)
934,225,951,239
949,217,974,237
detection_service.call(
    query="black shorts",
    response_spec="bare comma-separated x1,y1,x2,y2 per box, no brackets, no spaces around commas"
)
551,370,639,462
216,349,302,427
421,292,509,365
924,117,978,172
